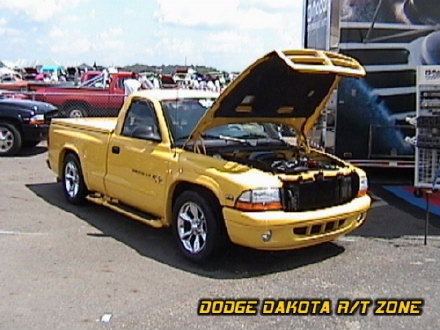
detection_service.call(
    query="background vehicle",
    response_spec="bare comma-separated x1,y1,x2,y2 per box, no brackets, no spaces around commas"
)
0,97,57,155
35,72,133,117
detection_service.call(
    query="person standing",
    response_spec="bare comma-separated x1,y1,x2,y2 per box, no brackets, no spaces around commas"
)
124,72,141,101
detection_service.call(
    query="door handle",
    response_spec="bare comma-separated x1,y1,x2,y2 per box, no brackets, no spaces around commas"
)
111,146,120,154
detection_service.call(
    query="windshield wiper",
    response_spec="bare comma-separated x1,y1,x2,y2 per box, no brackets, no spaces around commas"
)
236,133,269,139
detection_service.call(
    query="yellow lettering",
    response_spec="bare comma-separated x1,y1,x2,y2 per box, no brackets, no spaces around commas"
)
309,300,319,314
409,300,423,315
245,300,259,314
223,301,234,314
374,299,423,315
336,300,350,314
349,300,360,314
320,300,331,314
298,301,309,314
212,301,223,314
286,300,297,314
386,300,398,314
397,300,410,314
358,300,372,315
275,300,285,314
262,300,275,314
374,300,387,314
198,300,212,314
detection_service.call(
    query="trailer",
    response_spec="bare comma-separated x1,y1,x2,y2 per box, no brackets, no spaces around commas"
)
303,0,440,168
414,66,440,190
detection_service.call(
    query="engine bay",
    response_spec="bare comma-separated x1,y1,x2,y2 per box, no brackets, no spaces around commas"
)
210,148,347,174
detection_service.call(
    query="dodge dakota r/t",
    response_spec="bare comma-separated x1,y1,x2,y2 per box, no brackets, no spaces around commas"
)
47,49,371,261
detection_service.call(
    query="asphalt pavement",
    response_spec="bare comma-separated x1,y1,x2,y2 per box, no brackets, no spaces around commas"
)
0,144,439,330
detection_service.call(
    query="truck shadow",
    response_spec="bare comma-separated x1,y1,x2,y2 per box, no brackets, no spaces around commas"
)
3,145,47,157
18,145,47,156
26,182,345,279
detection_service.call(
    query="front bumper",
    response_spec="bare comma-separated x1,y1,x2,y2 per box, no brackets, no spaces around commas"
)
222,195,371,250
21,123,49,142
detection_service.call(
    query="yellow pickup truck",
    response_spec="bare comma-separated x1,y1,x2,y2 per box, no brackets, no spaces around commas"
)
47,50,371,262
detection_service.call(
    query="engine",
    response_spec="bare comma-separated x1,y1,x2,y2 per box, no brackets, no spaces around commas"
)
217,150,343,174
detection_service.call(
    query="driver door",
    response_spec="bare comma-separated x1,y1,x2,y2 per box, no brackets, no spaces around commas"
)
104,98,170,217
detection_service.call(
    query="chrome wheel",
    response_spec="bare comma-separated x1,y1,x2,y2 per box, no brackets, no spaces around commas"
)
0,126,14,153
173,190,225,261
64,160,80,199
62,154,87,204
177,201,207,254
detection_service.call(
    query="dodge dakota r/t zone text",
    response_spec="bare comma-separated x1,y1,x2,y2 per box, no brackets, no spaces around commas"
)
47,49,371,262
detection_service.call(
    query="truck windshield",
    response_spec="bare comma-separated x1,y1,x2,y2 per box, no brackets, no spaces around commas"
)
161,98,280,142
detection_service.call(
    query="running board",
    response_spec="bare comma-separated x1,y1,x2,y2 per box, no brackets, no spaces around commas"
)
86,195,164,228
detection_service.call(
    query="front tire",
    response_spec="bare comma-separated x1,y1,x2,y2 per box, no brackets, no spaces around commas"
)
62,153,88,204
172,191,224,262
0,123,22,156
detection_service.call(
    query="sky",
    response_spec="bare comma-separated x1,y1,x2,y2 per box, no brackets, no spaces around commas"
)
0,0,304,72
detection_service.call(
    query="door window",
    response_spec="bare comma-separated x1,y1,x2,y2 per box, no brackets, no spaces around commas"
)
122,99,161,141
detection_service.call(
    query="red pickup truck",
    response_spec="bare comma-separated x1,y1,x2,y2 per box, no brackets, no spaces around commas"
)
35,72,132,117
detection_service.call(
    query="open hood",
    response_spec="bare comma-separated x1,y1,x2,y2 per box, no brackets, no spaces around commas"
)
190,49,365,147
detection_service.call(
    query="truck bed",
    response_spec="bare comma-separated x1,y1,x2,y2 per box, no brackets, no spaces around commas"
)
49,117,118,194
52,117,117,133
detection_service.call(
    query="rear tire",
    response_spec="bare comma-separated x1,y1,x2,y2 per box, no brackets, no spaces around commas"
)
172,191,224,262
0,122,22,156
62,153,88,204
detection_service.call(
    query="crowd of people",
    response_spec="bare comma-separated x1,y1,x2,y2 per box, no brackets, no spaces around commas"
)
122,70,236,97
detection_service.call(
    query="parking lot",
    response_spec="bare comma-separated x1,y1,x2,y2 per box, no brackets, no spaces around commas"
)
1,143,439,330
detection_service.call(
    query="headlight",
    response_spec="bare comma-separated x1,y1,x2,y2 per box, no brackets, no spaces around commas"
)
358,175,368,197
29,114,45,125
235,188,282,211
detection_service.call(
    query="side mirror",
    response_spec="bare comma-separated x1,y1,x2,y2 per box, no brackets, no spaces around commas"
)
131,126,161,141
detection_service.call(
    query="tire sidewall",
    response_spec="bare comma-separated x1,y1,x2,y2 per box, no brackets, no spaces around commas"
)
0,123,22,156
65,105,87,118
62,153,87,204
172,191,222,262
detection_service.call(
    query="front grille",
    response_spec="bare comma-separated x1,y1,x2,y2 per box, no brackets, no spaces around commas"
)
293,219,347,236
282,172,359,212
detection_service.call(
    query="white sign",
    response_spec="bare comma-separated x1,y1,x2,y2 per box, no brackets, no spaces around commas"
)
417,66,440,85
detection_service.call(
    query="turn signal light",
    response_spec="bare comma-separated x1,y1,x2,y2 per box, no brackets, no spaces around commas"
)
29,114,45,125
235,201,283,211
235,188,283,211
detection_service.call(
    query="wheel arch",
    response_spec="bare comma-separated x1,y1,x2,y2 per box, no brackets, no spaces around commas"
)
0,117,23,134
167,181,224,227
58,147,90,190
